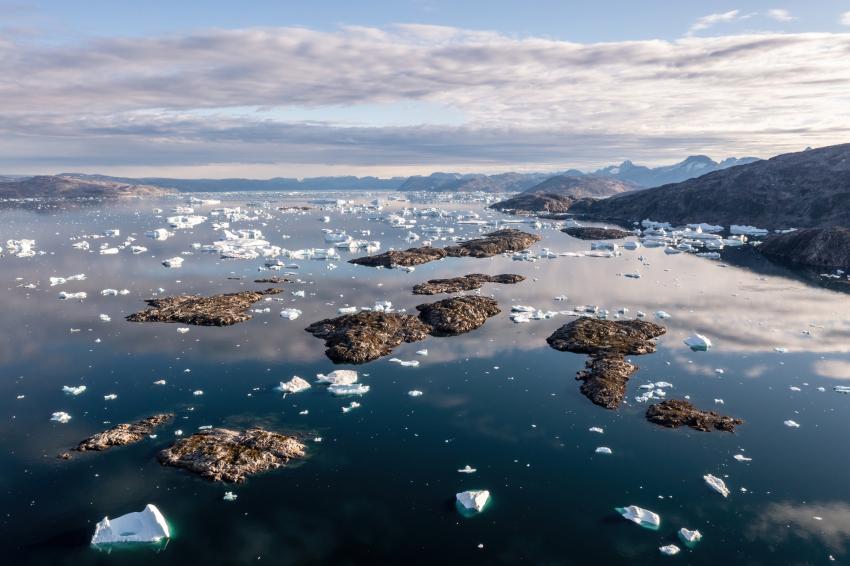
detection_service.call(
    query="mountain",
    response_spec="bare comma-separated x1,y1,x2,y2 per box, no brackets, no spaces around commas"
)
399,172,552,193
759,227,850,270
591,155,759,187
0,175,174,199
62,173,406,192
490,175,638,212
567,144,850,230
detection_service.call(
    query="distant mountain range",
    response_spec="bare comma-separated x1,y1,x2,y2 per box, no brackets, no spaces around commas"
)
61,173,406,192
0,175,173,199
568,144,850,229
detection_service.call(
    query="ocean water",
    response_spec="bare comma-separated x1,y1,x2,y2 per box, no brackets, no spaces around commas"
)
2,193,850,565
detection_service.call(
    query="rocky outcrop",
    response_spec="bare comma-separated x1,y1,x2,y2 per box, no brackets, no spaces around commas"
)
490,193,577,214
349,229,540,268
305,311,432,364
568,143,850,230
0,175,173,199
490,176,636,213
126,288,282,326
254,276,293,284
71,414,174,453
416,296,500,336
646,399,743,432
758,227,850,270
561,227,632,240
547,318,666,409
412,273,525,295
306,296,502,363
158,428,306,483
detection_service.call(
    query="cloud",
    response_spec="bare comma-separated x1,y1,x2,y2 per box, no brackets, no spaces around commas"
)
689,10,745,33
841,11,850,26
766,9,795,22
1,26,850,174
749,501,850,552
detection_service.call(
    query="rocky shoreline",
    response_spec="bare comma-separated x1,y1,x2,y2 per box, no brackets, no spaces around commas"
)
412,273,525,295
126,288,283,326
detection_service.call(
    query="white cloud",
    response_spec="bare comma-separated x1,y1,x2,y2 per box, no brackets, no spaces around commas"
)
1,26,850,174
689,10,744,33
841,11,850,26
766,8,795,22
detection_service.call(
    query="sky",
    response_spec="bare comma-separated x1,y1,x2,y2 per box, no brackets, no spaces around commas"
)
2,0,850,178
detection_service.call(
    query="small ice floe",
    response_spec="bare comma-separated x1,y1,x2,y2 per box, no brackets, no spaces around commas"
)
90,504,170,546
714,398,725,405
458,465,477,474
456,490,490,514
279,308,302,320
291,290,305,298
703,474,730,498
99,314,111,322
103,394,118,401
59,291,87,300
192,390,204,396
328,383,370,396
617,505,661,529
655,311,672,319
162,257,183,268
223,492,238,502
278,376,311,394
99,247,119,255
595,447,613,455
337,306,358,314
407,390,424,397
789,386,801,392
176,327,190,334
733,454,752,462
678,528,703,545
316,370,358,385
659,545,680,556
834,386,850,394
684,333,712,352
153,379,167,385
51,411,72,423
589,427,604,434
342,401,361,413
784,419,800,428
63,385,86,396
774,347,788,353
389,358,419,367
50,274,86,286
416,349,429,356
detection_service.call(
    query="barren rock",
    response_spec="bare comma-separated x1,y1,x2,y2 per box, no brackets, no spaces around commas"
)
73,414,174,452
646,399,743,432
158,428,306,483
126,288,282,326
576,356,638,409
349,247,448,268
254,276,293,284
416,296,501,336
562,227,632,240
412,273,524,295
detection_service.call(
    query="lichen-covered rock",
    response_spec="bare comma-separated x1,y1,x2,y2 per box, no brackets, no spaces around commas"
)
412,273,525,295
576,356,637,410
348,247,448,268
254,276,293,284
348,229,540,268
758,226,850,270
158,428,306,483
546,318,666,356
646,399,743,432
416,296,501,336
547,318,666,409
73,414,173,453
126,288,282,326
305,311,432,364
562,227,632,240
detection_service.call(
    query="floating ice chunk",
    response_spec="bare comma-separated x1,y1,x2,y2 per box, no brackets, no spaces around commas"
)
337,306,358,314
328,383,370,396
59,291,87,300
278,376,311,394
684,334,712,351
146,228,171,240
103,394,117,401
176,327,190,334
279,308,302,320
456,490,490,513
223,492,237,502
623,240,641,250
162,257,183,268
99,314,111,322
834,386,850,394
342,401,361,413
589,427,604,434
389,358,420,367
100,289,119,296
63,385,86,396
595,447,613,455
51,411,72,423
730,224,768,237
659,544,681,556
784,419,800,428
153,379,166,385
774,347,788,353
655,311,672,319
90,504,170,546
408,390,424,397
130,245,148,254
316,370,358,385
733,454,752,462
7,239,36,257
678,527,703,544
99,247,119,255
416,349,428,356
192,390,204,396
617,505,661,529
50,274,86,286
458,465,477,474
703,474,730,497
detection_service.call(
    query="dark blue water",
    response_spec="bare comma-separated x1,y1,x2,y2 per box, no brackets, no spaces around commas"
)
2,194,850,564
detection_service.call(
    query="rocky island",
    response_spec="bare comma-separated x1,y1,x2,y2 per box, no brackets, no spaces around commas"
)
158,428,306,483
412,273,525,295
561,227,633,240
546,318,666,409
416,296,500,336
646,399,743,432
489,175,637,213
126,288,283,326
63,414,174,456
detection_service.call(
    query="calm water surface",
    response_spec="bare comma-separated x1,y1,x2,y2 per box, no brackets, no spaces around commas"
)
2,193,850,565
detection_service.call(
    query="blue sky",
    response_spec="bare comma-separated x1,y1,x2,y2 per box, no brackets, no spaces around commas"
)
2,1,850,177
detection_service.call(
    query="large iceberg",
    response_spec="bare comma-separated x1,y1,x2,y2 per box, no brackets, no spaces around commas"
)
456,490,490,513
617,505,660,529
90,504,170,546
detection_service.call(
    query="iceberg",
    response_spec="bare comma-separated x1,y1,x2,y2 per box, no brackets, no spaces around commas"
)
684,334,712,351
784,419,800,428
162,257,183,268
62,385,87,396
733,454,752,462
617,505,660,529
59,291,87,300
595,446,613,454
316,370,358,385
678,527,703,545
659,544,681,556
223,491,238,502
90,504,170,546
328,383,370,396
456,490,490,513
407,390,424,397
278,376,311,394
51,411,72,423
458,465,477,474
703,474,730,497
389,358,420,367
279,308,302,320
